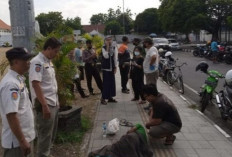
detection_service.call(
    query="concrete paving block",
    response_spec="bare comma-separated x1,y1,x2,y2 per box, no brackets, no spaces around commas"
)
209,141,232,149
189,140,214,149
183,133,205,141
195,149,221,157
172,140,193,149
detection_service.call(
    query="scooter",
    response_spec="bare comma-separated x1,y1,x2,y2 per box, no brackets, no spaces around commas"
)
216,84,232,121
197,68,224,113
193,45,208,57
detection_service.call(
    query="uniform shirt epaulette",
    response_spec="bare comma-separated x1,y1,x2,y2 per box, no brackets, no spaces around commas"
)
10,88,19,91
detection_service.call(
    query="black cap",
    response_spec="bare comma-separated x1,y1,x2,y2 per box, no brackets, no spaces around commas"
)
6,47,34,61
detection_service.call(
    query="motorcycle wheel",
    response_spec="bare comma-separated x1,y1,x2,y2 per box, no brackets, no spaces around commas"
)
193,50,199,57
201,92,210,113
177,77,185,94
219,108,228,121
225,57,232,64
167,71,175,86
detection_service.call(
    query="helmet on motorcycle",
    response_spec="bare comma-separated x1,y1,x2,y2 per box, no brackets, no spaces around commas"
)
196,61,209,73
225,70,232,87
165,51,172,57
158,48,164,53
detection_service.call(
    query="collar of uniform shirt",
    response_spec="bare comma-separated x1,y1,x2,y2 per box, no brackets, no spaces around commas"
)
39,52,50,62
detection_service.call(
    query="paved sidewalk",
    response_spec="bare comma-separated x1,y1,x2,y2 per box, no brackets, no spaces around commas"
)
87,72,232,157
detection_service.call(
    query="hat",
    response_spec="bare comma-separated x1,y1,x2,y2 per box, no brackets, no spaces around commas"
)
6,47,34,61
105,35,112,39
143,37,153,45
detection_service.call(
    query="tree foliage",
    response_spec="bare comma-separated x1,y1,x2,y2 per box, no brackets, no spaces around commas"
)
134,8,162,34
64,17,82,30
90,13,108,25
36,12,63,36
104,20,122,35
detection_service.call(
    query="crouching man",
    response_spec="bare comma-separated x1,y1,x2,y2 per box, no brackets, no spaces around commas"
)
142,84,182,145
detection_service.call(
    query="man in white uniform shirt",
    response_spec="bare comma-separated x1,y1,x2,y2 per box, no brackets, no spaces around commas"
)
0,48,35,157
29,37,61,157
143,37,159,86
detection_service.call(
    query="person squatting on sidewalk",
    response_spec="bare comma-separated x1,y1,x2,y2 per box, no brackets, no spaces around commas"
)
101,36,118,105
82,40,103,95
0,48,35,157
142,84,182,145
29,37,61,157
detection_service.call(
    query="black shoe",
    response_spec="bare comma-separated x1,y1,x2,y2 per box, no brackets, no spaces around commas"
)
101,99,107,105
126,88,130,92
90,92,95,95
81,95,89,98
108,98,117,103
131,98,139,101
122,89,130,94
143,105,151,110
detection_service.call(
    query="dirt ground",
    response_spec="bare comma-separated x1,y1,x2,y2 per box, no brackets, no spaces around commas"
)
0,47,100,156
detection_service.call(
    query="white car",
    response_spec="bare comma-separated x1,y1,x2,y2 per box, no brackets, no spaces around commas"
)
168,39,181,50
153,38,171,50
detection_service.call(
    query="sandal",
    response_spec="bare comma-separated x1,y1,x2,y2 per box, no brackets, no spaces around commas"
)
119,119,134,127
164,135,176,145
108,98,117,103
101,99,107,105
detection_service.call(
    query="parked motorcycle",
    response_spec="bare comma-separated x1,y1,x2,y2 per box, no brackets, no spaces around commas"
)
193,45,208,57
196,62,224,113
216,70,232,121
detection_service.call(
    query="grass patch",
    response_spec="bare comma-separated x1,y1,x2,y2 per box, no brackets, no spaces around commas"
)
55,116,92,144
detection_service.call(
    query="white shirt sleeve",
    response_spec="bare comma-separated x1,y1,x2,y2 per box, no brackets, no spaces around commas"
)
149,47,157,57
114,46,118,67
1,83,20,115
102,48,109,59
29,60,43,82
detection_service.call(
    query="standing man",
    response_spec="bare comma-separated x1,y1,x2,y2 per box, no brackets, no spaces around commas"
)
101,36,118,105
82,40,103,95
118,36,131,94
0,48,35,157
143,37,159,86
29,37,61,157
211,38,219,62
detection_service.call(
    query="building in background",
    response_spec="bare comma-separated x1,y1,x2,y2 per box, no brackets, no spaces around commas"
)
0,19,12,47
82,24,105,34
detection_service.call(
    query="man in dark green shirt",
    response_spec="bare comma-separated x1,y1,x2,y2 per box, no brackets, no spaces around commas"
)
142,84,182,145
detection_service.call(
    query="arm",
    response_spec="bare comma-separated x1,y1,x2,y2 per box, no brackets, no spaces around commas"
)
7,113,31,155
150,55,157,65
32,81,51,119
82,50,95,62
145,109,162,129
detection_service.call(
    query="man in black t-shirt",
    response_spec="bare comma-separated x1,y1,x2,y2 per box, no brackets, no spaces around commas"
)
142,84,182,145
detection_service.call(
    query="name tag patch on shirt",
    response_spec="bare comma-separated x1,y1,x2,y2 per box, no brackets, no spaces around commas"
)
11,91,18,100
35,64,41,72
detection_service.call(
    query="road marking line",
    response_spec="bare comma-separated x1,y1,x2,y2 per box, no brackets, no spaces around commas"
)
214,124,231,138
180,95,187,101
184,83,199,95
196,109,204,116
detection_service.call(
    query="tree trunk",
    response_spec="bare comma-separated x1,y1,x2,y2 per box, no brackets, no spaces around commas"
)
185,33,190,43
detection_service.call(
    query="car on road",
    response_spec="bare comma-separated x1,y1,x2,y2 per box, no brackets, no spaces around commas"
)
168,39,181,50
153,38,171,51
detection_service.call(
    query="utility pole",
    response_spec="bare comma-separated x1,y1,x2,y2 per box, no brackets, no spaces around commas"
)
9,0,36,52
122,0,125,35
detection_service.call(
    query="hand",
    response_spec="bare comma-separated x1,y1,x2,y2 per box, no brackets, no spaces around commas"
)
145,123,151,129
42,105,51,119
19,139,31,156
92,53,97,58
127,127,136,134
114,67,117,74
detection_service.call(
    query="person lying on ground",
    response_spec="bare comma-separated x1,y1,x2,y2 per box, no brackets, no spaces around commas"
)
142,84,182,145
88,123,153,157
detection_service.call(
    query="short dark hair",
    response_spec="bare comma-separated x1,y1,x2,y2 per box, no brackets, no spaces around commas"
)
86,40,92,44
135,46,143,53
122,36,129,42
143,37,153,45
142,84,159,96
43,37,62,50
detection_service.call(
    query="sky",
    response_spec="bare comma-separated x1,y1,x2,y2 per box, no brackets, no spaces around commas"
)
0,0,161,25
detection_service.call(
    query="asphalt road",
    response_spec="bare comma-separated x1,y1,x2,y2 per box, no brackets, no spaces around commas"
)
172,50,232,137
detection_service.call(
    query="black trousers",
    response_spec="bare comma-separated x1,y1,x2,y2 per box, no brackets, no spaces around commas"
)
119,65,130,90
74,78,85,97
85,63,103,93
132,78,145,100
78,66,84,80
